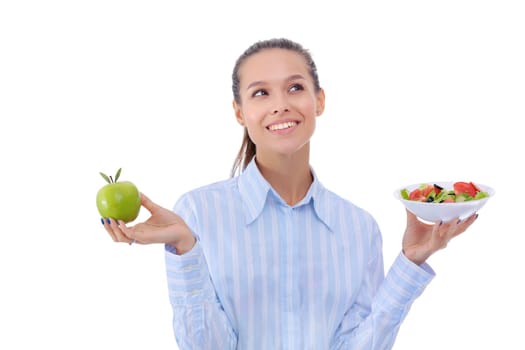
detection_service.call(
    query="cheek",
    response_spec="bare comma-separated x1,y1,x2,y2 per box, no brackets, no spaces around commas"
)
240,105,263,126
239,108,264,142
301,100,317,118
294,93,316,113
241,113,256,130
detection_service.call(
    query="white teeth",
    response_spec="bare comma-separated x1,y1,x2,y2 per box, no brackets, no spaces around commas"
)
268,121,297,131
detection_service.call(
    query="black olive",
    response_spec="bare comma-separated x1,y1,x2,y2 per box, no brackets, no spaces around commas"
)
426,196,434,202
434,184,444,190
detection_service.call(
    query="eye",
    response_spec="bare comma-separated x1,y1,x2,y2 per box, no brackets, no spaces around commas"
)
289,84,304,92
252,89,268,97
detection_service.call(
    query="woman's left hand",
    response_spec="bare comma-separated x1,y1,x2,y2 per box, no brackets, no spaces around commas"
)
402,209,479,265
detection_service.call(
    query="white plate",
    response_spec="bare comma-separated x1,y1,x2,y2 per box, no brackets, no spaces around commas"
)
394,181,495,223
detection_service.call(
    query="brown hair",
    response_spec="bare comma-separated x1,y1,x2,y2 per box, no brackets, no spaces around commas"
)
230,38,321,177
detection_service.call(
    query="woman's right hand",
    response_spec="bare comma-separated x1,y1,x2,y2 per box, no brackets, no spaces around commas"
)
102,193,196,254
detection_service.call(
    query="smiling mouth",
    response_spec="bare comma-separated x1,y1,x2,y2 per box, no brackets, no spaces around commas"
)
267,121,298,131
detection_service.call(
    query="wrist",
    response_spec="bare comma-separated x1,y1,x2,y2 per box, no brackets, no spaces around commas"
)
170,236,196,255
402,248,429,266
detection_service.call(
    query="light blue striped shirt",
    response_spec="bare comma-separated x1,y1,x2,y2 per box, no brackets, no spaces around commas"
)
165,159,434,349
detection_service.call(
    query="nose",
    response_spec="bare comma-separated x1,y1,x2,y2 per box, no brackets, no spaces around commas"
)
272,107,290,115
271,94,290,115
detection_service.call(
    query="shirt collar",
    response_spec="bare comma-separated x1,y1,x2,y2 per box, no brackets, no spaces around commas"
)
237,158,334,231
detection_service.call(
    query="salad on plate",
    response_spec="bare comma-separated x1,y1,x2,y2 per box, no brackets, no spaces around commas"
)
400,181,490,203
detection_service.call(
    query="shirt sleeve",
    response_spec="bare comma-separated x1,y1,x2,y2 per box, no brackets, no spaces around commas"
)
331,222,435,350
164,193,237,350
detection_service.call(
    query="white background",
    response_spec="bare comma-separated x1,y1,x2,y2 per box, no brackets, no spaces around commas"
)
1,0,523,349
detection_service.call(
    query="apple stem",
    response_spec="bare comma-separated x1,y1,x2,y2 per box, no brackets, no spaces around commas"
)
110,175,114,183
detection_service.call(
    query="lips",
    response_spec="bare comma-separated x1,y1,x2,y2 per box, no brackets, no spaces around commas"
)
266,121,298,131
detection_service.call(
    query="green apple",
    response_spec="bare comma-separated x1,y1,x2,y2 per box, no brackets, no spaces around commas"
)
96,168,140,223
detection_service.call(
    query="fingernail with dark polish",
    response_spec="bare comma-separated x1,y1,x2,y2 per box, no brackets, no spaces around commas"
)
475,214,479,219
106,218,111,224
457,219,462,224
439,221,443,226
101,218,105,225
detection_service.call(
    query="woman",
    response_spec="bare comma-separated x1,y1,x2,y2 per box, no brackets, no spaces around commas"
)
103,38,478,349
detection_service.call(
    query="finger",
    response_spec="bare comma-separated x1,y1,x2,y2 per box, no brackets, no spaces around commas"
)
118,220,141,244
460,212,478,226
121,221,170,245
108,218,134,244
140,193,162,214
437,219,452,238
429,220,452,250
100,218,117,242
449,213,479,240
435,213,478,246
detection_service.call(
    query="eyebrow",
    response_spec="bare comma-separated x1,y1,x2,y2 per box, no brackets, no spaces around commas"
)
246,74,306,91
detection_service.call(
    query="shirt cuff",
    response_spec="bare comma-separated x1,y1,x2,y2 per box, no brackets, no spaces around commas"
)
165,241,215,306
376,252,435,314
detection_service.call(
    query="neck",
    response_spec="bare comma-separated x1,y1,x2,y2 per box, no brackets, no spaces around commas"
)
255,145,312,206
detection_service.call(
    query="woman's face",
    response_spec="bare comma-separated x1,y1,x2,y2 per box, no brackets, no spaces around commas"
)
233,48,325,159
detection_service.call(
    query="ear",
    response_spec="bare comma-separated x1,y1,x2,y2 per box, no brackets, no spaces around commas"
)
233,100,245,126
315,88,326,116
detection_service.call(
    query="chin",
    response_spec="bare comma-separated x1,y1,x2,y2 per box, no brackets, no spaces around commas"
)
274,141,311,157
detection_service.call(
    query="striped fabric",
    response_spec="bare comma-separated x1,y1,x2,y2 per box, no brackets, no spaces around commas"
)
165,159,434,350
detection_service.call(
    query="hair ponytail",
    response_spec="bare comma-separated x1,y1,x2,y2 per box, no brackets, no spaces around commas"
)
230,128,256,177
